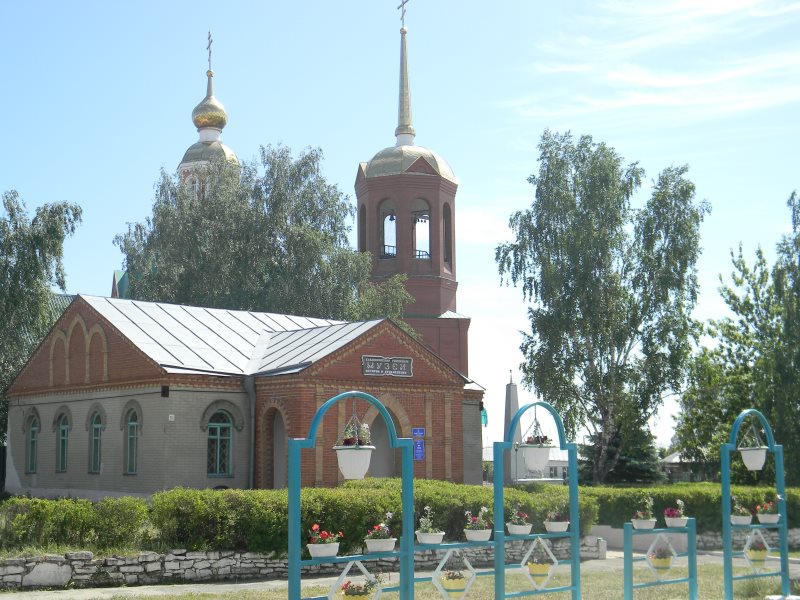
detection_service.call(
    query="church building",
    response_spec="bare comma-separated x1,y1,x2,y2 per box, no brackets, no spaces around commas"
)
4,22,484,499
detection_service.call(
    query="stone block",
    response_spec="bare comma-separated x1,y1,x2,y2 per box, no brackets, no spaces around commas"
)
194,561,211,569
44,554,66,564
66,551,93,561
164,561,180,570
206,551,220,560
123,574,139,584
119,565,144,573
73,566,98,574
0,566,25,576
138,552,160,562
22,563,71,587
169,549,187,555
144,562,161,573
213,558,236,568
185,552,207,560
2,575,23,584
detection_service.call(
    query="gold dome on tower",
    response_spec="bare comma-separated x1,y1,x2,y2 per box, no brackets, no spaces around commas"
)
191,70,228,130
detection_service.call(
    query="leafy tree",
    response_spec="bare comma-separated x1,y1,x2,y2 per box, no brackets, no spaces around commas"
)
496,130,709,484
115,146,411,321
677,192,800,484
1,191,82,442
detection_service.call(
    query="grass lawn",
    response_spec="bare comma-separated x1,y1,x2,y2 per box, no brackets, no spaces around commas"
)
105,565,795,600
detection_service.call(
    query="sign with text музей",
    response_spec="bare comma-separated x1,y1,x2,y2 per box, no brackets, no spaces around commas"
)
361,355,413,378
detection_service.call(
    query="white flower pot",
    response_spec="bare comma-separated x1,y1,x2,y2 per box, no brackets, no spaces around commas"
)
507,522,532,536
665,517,689,528
333,445,375,480
739,447,768,471
464,528,492,542
307,542,339,558
365,537,396,552
757,513,780,524
631,518,657,530
521,445,553,472
730,515,752,525
416,531,445,545
544,521,570,533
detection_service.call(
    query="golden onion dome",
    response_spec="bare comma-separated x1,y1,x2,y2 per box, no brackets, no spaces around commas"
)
192,70,228,130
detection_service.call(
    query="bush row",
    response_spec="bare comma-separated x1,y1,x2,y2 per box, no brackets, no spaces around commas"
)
1,481,795,554
582,483,799,532
0,480,597,554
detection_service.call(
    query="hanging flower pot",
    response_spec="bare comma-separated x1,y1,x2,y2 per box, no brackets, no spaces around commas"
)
521,434,553,472
441,571,470,597
739,447,768,471
746,548,768,569
527,562,551,586
334,445,375,479
334,413,373,480
649,555,673,573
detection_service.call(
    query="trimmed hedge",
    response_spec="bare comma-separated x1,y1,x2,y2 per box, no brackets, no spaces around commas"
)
582,483,799,532
1,481,795,554
0,480,597,555
0,496,148,549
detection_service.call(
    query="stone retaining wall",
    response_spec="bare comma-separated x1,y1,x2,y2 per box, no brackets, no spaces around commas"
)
696,527,800,551
0,536,607,591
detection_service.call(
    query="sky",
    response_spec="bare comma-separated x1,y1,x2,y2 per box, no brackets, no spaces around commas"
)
1,1,799,451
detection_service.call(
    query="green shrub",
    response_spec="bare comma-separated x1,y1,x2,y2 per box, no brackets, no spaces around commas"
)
94,497,148,548
583,483,799,531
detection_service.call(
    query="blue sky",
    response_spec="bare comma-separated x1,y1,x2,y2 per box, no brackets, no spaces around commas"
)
2,1,799,449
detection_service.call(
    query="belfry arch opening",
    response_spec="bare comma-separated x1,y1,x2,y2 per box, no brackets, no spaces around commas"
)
411,198,430,259
379,199,397,259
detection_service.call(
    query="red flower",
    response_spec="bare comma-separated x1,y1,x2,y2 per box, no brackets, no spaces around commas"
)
312,523,319,532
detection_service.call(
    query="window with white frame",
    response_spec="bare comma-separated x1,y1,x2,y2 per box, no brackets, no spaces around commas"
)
207,411,232,476
26,416,39,474
90,412,102,474
125,409,138,474
56,414,69,472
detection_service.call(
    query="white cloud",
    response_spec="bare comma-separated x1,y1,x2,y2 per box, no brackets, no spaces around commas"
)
506,0,800,126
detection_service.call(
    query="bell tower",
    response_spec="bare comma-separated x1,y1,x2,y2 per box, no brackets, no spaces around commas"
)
355,21,470,375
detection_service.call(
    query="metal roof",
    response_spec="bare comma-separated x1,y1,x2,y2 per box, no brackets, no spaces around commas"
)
80,295,354,377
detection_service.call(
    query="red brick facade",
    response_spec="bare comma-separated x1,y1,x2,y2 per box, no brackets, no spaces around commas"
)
8,298,482,495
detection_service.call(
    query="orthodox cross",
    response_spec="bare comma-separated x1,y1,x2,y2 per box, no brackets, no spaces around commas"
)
207,31,213,71
397,0,410,27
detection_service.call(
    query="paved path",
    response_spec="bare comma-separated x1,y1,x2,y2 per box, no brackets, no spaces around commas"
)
1,552,797,599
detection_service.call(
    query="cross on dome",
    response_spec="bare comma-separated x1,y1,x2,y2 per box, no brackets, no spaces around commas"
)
397,0,410,28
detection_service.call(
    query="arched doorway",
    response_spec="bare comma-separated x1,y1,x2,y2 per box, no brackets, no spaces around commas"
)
263,407,287,489
369,409,399,478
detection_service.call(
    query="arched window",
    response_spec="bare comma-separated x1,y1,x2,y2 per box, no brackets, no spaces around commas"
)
443,203,453,267
125,410,139,475
411,198,430,259
379,200,397,259
26,416,39,474
207,411,232,476
56,414,69,473
90,412,102,474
